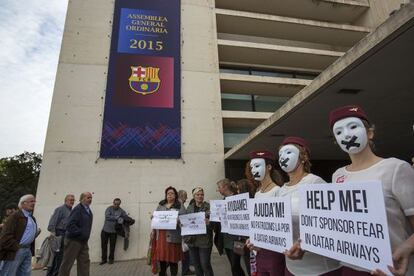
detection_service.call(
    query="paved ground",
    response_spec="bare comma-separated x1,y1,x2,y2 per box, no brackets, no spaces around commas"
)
32,253,232,276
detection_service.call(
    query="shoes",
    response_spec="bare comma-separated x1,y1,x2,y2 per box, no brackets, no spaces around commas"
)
99,261,107,265
108,260,114,264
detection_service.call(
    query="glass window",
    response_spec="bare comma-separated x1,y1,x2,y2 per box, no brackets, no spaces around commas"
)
221,93,289,112
220,68,250,75
254,95,289,112
295,73,318,80
251,70,294,78
223,133,249,149
221,93,253,111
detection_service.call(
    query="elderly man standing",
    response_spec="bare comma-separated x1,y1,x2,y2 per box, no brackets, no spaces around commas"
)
100,198,126,265
46,194,75,276
58,192,93,276
0,194,39,276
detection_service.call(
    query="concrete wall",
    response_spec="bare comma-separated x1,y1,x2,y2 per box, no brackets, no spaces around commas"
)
35,0,224,261
354,0,408,28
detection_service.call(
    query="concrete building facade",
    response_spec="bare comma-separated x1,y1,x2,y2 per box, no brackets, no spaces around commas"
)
35,0,410,261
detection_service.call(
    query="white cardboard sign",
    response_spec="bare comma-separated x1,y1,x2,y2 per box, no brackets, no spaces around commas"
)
151,210,179,230
299,181,393,273
210,200,225,222
249,196,293,253
226,193,250,236
220,204,229,233
180,212,207,236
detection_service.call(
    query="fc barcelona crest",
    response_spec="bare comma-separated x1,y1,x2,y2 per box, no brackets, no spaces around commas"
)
129,66,161,95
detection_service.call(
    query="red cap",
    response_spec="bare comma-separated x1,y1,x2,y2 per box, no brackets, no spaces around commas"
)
281,136,310,157
249,150,275,160
329,105,369,128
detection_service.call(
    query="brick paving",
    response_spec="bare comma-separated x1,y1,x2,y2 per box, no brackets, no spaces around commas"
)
32,253,232,276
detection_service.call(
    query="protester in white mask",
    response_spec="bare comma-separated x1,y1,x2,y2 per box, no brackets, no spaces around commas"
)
246,151,285,276
329,105,414,276
277,136,341,276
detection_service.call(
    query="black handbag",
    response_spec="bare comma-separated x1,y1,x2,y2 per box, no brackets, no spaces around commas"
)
233,240,246,256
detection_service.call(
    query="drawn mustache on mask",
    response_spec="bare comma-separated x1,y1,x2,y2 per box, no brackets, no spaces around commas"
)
341,135,360,150
279,158,289,168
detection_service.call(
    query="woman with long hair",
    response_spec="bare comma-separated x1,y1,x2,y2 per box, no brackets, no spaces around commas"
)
152,186,186,276
185,187,214,276
329,105,414,276
246,150,285,276
216,178,249,276
277,136,341,275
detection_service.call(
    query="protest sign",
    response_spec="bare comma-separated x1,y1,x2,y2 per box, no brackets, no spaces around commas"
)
210,200,225,222
180,212,207,236
299,181,392,273
151,210,179,230
226,193,250,236
249,196,293,253
220,204,229,233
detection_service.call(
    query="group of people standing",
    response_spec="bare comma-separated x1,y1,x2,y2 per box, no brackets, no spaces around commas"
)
247,104,414,276
151,105,414,276
0,104,413,276
0,192,131,276
0,193,94,276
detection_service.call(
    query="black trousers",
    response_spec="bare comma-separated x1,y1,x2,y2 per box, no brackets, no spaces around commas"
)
159,261,178,276
101,230,117,261
225,248,250,276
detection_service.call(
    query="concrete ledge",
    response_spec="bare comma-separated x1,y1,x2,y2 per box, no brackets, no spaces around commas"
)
218,39,344,71
220,73,311,97
216,9,371,47
222,110,272,128
224,3,414,160
215,0,369,24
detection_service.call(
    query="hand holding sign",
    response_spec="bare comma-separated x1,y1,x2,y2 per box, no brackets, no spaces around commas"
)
372,239,414,276
284,240,305,260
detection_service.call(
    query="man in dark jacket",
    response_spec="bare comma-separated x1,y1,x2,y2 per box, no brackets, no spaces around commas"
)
0,194,38,276
58,192,93,276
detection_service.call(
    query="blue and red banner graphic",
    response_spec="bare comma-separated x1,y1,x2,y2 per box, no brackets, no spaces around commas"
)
100,0,181,158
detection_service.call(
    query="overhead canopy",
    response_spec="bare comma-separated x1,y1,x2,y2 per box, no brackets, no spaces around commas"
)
225,4,414,161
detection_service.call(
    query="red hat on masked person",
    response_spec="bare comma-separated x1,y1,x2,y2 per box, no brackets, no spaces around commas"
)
281,136,311,157
249,150,275,160
329,105,369,128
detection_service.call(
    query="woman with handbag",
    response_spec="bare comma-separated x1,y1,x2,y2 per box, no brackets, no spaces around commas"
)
184,187,214,276
216,178,249,276
151,186,186,276
246,150,285,276
278,136,341,276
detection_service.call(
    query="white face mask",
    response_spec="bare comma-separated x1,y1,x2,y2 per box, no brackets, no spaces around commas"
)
250,158,266,181
333,117,368,154
278,144,300,173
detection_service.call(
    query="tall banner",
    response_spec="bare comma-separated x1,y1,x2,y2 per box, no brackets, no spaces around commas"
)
100,0,181,158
